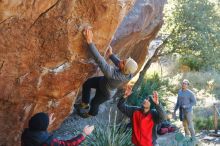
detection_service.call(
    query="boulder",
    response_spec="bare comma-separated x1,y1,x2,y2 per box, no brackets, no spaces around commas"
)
0,0,165,145
112,0,166,68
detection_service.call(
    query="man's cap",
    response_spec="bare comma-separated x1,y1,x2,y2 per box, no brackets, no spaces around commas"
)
29,112,49,131
124,57,138,74
182,79,190,85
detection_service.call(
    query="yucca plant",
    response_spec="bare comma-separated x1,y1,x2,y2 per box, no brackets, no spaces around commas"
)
80,109,133,146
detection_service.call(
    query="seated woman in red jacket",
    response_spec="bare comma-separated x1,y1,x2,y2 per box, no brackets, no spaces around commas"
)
117,85,166,146
21,112,94,146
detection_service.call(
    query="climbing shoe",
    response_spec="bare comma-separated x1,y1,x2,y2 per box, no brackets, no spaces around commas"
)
78,112,93,118
74,102,89,110
191,137,199,145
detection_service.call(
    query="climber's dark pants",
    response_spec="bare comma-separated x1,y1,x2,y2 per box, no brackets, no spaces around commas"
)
82,76,108,116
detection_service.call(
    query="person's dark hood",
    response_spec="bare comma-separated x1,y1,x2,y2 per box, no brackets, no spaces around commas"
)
21,128,51,146
29,112,49,131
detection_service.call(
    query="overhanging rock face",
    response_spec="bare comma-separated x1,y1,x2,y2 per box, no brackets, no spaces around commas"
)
112,0,166,69
0,0,165,145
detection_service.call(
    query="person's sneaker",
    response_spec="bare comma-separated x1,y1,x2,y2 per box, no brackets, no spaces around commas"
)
78,112,93,118
191,136,199,145
74,103,89,110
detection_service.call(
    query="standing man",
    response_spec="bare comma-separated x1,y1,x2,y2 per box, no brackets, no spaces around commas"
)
75,28,138,118
21,112,94,146
173,79,196,139
118,85,166,146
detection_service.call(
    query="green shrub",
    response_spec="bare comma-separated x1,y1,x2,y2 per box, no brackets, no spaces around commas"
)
194,116,220,132
181,71,220,99
83,123,132,146
79,111,133,146
128,72,168,108
179,55,203,71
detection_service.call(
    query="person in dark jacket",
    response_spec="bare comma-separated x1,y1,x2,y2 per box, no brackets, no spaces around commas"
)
21,112,94,146
75,28,138,118
117,85,166,146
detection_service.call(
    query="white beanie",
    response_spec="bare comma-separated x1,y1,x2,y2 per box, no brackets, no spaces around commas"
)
124,57,138,74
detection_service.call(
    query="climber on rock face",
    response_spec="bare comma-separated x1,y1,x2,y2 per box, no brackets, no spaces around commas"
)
74,27,138,118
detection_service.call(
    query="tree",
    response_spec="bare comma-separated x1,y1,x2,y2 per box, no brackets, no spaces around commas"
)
161,0,220,71
131,0,220,104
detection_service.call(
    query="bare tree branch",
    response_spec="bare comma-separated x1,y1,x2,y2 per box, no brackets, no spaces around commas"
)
133,35,170,91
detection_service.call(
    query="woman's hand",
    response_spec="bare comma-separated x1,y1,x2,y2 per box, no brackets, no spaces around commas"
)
152,91,159,105
123,84,133,98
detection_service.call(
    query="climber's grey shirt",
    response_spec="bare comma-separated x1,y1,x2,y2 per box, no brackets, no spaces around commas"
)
88,43,133,98
174,89,196,112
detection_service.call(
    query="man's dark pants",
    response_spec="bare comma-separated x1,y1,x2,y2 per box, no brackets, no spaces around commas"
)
82,76,108,116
